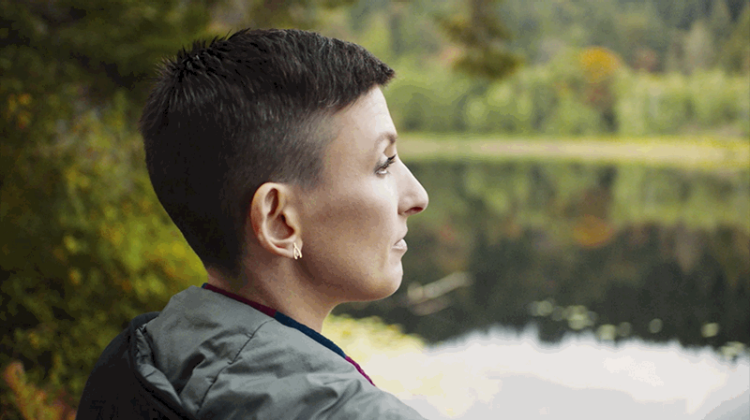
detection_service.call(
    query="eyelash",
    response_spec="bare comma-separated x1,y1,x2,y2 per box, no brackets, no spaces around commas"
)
376,154,397,175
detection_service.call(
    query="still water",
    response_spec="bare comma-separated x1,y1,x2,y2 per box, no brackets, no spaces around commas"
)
337,159,749,418
367,326,750,419
340,160,749,348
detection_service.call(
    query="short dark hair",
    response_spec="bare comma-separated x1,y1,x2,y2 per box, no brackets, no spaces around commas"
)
139,29,395,277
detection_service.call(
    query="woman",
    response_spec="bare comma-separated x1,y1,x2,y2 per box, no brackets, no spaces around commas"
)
77,28,429,419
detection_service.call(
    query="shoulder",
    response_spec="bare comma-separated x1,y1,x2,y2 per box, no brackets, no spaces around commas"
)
147,287,425,419
199,320,426,419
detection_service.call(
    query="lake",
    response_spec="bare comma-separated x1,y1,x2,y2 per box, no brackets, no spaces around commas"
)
365,325,750,419
336,156,749,417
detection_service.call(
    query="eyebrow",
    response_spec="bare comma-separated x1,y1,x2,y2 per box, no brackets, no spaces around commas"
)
375,132,398,149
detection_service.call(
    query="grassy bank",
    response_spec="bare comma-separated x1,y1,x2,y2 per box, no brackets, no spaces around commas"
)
399,134,750,170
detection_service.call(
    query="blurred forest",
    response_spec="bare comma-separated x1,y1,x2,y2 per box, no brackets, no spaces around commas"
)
358,0,750,136
1,0,749,418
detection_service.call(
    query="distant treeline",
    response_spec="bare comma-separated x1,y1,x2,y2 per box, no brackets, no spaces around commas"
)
351,0,750,75
384,55,749,137
498,0,750,73
347,0,750,137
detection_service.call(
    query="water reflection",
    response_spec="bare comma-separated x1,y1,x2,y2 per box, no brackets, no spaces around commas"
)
372,326,750,419
337,161,750,355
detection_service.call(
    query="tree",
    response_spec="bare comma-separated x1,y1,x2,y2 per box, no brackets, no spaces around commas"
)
1,1,526,416
710,0,733,44
1,1,459,417
684,19,716,72
0,0,217,194
436,0,522,80
1,1,216,417
719,2,750,73
211,0,355,31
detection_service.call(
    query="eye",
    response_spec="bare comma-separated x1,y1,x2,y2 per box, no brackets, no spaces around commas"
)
376,154,396,175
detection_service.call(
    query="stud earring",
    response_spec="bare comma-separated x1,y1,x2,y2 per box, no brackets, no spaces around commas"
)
293,243,302,260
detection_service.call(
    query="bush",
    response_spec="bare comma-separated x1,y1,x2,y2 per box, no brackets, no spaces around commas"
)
385,58,476,133
614,69,749,137
543,94,606,135
689,70,750,135
615,71,688,135
0,102,204,412
465,76,535,134
387,47,748,138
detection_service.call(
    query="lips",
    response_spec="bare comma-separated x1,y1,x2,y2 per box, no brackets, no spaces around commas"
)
393,238,407,251
394,230,408,245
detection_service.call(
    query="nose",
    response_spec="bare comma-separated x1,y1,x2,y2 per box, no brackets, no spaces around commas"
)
398,162,429,216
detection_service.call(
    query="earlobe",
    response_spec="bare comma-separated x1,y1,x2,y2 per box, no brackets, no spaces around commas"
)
248,182,302,259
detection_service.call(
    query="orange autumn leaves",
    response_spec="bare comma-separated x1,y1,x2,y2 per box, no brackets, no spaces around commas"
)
3,362,76,420
578,47,623,118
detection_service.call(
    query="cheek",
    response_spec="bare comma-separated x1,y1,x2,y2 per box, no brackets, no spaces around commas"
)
351,186,396,232
302,186,402,301
303,181,397,255
334,203,389,251
329,183,394,226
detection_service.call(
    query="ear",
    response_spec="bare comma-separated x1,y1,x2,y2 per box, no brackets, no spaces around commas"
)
248,182,302,259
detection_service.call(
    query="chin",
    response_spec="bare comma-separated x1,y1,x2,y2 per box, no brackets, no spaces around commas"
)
362,268,403,302
327,262,405,303
378,276,403,300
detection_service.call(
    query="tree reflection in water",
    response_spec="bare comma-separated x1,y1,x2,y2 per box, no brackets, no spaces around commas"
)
337,161,749,357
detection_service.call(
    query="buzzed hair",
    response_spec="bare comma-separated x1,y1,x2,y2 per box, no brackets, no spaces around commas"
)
139,29,395,278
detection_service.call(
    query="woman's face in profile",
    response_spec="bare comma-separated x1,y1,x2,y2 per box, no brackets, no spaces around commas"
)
298,87,429,303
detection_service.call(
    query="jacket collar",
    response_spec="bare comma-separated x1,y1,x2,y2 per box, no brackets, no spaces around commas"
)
201,283,375,386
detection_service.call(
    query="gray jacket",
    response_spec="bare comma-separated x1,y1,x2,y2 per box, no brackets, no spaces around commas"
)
134,286,427,419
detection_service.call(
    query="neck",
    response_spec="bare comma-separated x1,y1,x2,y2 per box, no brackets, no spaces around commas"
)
206,262,334,332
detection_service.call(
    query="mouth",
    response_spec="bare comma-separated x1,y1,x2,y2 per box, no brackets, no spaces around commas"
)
393,232,408,251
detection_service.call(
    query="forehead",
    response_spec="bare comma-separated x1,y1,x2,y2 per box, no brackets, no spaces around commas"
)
322,88,396,171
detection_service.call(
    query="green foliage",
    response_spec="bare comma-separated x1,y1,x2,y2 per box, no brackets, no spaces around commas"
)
347,0,443,61
212,0,356,31
614,72,692,135
345,0,750,78
384,58,476,132
710,0,733,45
683,19,717,72
496,0,748,75
0,104,204,406
351,0,747,136
719,2,750,74
352,11,396,64
1,0,216,414
1,0,215,100
689,70,750,129
0,0,216,192
543,94,606,136
386,48,748,137
615,69,750,136
434,0,521,80
348,0,519,80
2,362,75,420
464,78,536,134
